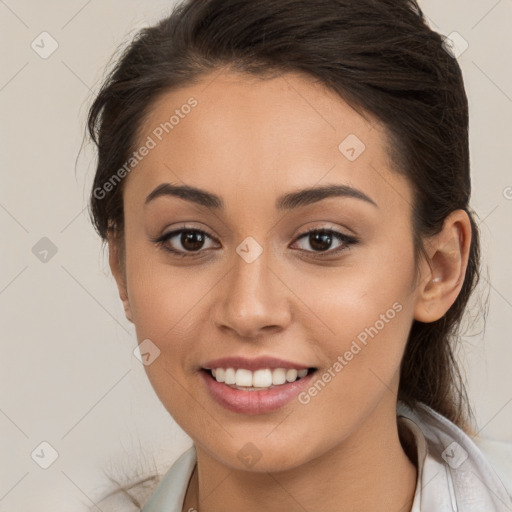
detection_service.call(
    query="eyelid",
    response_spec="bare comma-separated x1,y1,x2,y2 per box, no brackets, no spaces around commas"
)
294,225,357,241
290,226,358,255
158,223,217,241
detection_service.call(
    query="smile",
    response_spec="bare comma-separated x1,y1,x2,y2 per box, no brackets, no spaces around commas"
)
209,367,311,389
200,367,317,415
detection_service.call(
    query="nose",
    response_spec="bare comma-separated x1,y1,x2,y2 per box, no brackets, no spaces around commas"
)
212,244,292,339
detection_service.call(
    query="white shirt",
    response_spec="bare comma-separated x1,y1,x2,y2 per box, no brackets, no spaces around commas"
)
141,402,512,512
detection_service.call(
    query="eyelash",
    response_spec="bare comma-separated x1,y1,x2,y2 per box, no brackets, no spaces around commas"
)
151,225,358,259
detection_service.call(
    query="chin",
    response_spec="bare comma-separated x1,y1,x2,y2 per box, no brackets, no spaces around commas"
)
198,433,323,474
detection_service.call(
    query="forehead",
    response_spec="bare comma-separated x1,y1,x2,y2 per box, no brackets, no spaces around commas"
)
125,69,412,217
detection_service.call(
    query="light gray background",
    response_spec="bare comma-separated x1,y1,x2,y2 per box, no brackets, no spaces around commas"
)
1,1,511,511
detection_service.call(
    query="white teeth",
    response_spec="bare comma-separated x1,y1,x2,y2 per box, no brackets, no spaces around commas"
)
235,369,253,387
224,368,236,385
209,367,311,388
286,369,298,382
253,369,273,387
272,368,287,385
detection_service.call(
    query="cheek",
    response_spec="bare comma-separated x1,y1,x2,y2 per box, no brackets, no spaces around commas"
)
288,244,416,387
127,261,212,349
285,265,415,440
124,254,212,419
292,244,414,335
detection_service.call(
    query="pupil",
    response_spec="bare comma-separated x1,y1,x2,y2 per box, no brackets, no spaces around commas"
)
310,231,332,251
182,231,204,251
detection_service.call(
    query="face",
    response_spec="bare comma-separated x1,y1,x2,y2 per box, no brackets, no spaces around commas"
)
113,69,424,472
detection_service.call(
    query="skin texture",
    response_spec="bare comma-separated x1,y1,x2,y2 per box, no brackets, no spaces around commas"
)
108,69,471,512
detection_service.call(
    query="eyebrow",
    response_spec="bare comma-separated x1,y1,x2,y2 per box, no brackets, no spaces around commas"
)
144,182,378,210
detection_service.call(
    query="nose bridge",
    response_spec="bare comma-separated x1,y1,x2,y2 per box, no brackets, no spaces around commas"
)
213,235,290,336
233,237,269,296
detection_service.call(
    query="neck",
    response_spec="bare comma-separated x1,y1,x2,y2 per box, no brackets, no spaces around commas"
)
183,399,417,512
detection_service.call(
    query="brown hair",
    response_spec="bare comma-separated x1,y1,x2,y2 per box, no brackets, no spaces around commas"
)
87,0,482,507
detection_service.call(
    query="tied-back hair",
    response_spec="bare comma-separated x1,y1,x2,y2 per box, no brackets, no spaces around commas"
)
86,0,483,508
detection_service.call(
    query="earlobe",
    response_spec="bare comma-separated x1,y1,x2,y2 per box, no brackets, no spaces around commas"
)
107,232,134,324
413,209,472,323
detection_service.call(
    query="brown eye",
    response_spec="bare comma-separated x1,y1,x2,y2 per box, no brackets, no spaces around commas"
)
308,231,334,251
152,228,219,257
292,228,358,256
180,230,207,251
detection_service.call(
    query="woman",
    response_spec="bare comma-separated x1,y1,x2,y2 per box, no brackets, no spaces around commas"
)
87,0,512,510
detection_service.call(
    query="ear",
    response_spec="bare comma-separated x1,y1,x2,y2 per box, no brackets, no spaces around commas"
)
414,209,472,323
107,232,134,324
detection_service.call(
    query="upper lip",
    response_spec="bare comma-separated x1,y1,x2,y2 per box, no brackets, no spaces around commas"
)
202,356,313,372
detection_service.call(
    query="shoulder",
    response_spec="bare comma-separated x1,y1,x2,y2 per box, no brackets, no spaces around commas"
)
472,436,512,498
398,401,512,508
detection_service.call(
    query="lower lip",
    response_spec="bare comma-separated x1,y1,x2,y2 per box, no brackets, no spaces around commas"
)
200,369,316,415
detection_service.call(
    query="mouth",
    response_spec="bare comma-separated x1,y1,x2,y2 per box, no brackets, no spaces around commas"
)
199,366,318,415
200,367,317,391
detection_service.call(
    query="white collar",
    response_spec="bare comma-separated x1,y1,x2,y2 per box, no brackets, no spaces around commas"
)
141,402,512,512
397,401,512,511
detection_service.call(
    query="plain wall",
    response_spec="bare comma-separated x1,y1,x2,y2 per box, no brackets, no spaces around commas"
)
1,1,511,510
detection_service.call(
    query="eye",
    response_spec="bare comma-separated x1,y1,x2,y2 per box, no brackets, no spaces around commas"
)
151,227,219,257
291,228,358,256
151,225,358,259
